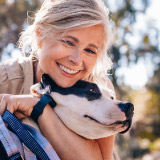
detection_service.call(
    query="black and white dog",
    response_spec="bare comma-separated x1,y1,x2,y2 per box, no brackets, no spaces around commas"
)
25,74,134,139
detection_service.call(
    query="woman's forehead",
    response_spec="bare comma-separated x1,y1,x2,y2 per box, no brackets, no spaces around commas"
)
62,25,104,47
44,24,105,51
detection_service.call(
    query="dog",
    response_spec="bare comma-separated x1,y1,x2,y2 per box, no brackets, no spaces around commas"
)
24,73,134,139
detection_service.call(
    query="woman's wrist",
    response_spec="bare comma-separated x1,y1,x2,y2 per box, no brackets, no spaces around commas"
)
30,95,55,123
38,104,53,122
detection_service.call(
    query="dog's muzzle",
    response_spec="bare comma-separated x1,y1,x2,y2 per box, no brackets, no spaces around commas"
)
118,102,134,134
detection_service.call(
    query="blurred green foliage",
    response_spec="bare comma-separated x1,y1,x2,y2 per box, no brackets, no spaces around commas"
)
150,138,160,151
0,0,41,58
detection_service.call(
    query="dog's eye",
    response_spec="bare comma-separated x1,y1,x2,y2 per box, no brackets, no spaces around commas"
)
89,88,97,93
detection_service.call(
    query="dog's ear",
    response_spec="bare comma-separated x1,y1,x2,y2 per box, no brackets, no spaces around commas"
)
41,74,52,87
30,74,52,97
30,82,51,97
41,73,58,91
30,83,42,98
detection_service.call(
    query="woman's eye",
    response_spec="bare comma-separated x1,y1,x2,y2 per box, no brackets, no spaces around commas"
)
61,40,75,46
84,48,96,54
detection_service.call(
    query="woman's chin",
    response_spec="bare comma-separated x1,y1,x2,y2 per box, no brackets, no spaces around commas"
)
55,80,77,88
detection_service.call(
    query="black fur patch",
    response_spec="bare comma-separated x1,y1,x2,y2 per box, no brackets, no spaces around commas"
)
41,74,102,101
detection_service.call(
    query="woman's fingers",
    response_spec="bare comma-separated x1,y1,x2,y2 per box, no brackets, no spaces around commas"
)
14,111,26,119
0,94,8,114
0,94,18,114
0,94,40,117
6,103,15,114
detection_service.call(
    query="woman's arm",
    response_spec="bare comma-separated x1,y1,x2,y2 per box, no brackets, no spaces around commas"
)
0,94,107,160
39,104,104,160
96,136,115,160
95,77,116,160
0,75,116,160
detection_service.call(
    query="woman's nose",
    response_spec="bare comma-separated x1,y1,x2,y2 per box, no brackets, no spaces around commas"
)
68,50,82,66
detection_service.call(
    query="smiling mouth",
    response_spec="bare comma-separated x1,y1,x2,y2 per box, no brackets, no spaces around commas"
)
57,63,80,75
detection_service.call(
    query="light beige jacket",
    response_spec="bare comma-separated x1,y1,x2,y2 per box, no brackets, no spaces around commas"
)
0,57,34,95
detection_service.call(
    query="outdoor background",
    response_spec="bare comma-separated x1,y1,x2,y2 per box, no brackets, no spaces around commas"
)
0,0,159,160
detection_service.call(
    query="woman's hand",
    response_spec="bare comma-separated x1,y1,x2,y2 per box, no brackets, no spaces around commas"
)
0,94,39,118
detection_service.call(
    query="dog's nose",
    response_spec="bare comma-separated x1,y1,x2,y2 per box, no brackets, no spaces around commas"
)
118,102,134,115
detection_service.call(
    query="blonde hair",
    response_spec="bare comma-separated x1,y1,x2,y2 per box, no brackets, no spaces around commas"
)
18,0,113,82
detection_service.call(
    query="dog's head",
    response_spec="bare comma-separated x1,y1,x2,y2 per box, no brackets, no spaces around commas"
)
31,74,134,139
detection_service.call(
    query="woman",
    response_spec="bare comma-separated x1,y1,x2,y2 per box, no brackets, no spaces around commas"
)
0,0,115,159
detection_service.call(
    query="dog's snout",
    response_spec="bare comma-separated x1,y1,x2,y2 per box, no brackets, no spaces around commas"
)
118,102,134,115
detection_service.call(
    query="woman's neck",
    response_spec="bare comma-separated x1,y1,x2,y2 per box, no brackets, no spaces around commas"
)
33,60,44,83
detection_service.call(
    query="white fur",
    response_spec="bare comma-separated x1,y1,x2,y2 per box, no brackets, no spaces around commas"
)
24,83,129,139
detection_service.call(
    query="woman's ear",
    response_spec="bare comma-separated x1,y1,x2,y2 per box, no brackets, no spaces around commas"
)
35,27,42,48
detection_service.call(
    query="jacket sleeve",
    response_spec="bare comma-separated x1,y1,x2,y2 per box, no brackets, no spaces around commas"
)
0,58,24,94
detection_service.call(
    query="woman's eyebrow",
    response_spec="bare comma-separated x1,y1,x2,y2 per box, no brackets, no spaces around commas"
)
63,35,79,42
63,35,99,50
88,44,98,50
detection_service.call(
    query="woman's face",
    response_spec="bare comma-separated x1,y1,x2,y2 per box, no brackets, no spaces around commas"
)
38,24,104,88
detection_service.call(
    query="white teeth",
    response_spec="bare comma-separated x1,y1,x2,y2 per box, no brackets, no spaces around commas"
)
58,64,79,74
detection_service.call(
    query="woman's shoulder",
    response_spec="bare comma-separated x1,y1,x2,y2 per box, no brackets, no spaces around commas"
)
0,57,32,80
0,57,33,94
